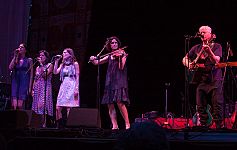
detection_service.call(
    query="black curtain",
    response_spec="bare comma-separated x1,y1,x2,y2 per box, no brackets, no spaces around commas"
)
0,0,31,83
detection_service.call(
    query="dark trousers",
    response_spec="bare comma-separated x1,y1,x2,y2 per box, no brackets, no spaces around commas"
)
196,80,224,127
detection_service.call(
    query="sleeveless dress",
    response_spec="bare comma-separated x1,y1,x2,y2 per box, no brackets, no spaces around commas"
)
56,63,80,107
32,63,53,116
101,55,130,105
11,57,31,100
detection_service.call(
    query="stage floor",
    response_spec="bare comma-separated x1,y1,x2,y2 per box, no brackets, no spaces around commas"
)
1,126,237,150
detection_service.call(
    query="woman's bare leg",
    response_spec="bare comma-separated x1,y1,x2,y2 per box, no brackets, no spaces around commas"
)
108,104,118,129
117,101,130,129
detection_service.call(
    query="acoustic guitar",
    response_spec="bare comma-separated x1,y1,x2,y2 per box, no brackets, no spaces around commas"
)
188,61,237,84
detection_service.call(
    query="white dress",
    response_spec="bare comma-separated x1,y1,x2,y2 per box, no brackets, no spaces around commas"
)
56,64,79,107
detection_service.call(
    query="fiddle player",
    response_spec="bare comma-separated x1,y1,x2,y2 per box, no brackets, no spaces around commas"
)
182,25,224,129
89,36,130,130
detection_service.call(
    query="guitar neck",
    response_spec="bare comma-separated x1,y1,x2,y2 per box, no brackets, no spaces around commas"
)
216,62,237,68
192,62,237,69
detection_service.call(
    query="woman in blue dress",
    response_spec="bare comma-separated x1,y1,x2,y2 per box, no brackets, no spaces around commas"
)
9,43,33,110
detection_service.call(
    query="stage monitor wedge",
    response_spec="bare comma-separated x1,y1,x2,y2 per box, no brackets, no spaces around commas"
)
66,108,101,128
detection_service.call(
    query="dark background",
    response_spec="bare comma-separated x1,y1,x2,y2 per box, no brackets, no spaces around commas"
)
1,0,237,129
83,0,237,128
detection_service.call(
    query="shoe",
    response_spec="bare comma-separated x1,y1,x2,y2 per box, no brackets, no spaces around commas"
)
125,124,130,130
112,127,119,130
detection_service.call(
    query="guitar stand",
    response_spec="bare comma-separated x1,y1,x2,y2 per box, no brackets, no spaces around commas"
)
161,83,172,129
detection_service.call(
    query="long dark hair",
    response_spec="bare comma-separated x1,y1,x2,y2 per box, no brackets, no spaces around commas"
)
105,36,121,52
39,50,50,64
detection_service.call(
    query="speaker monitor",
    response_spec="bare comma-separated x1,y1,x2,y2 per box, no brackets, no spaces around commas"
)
66,108,101,128
24,110,43,128
0,110,29,129
0,110,42,129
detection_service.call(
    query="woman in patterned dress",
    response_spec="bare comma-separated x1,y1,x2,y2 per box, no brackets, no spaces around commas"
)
53,48,80,127
9,43,33,110
32,50,53,127
89,36,130,130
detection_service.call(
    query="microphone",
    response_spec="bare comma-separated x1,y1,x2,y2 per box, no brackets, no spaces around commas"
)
35,57,41,61
14,49,20,54
227,42,233,57
14,49,20,57
194,32,204,38
53,54,62,59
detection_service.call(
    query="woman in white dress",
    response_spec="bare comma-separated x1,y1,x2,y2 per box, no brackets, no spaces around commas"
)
53,48,80,127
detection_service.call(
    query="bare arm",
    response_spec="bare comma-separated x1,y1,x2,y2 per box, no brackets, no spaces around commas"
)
74,62,80,95
28,58,34,94
203,45,220,63
89,55,109,65
182,55,191,68
53,59,62,74
120,51,128,70
182,54,200,70
9,56,17,70
46,63,54,76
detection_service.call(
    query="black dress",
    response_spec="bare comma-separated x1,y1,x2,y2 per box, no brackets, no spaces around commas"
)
101,55,130,105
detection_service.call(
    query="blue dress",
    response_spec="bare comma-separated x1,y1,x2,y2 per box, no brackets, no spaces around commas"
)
101,55,130,105
11,57,31,100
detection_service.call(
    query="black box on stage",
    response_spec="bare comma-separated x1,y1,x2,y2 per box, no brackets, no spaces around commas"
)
0,110,28,129
0,110,42,129
66,108,101,128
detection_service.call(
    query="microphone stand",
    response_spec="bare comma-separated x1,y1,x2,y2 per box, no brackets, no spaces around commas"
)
95,42,109,128
9,71,13,110
184,35,191,127
183,35,194,140
222,42,236,129
26,58,38,74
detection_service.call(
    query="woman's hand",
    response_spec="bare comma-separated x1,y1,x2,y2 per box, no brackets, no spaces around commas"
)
89,56,96,61
74,91,79,100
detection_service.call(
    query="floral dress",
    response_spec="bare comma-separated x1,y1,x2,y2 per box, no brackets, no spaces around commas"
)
32,63,53,116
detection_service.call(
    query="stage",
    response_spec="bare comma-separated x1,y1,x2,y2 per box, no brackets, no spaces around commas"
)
1,109,237,150
1,125,237,150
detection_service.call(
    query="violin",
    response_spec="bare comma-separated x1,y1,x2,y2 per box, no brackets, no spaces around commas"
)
88,46,128,65
98,46,127,59
111,49,126,59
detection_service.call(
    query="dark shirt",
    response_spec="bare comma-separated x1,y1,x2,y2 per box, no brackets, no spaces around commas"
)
187,43,223,83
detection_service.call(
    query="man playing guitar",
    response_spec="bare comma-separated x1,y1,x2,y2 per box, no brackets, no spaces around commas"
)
182,25,224,129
